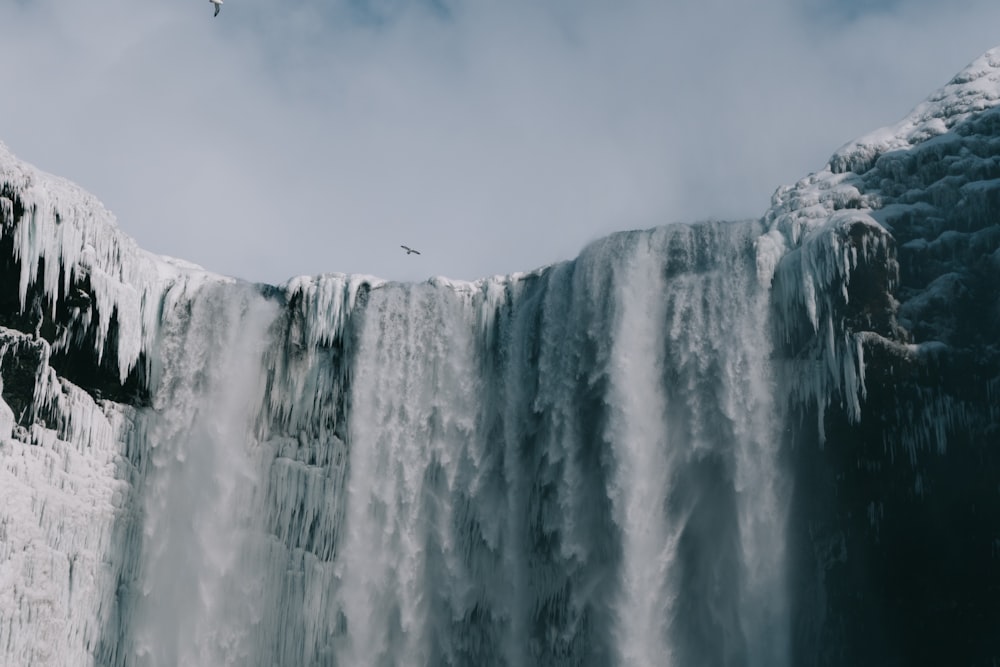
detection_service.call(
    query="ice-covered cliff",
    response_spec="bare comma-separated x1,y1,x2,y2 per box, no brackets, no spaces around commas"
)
767,49,1000,665
1,47,999,667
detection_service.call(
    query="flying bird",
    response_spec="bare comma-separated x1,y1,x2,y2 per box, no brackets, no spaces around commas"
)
401,245,421,255
209,0,222,16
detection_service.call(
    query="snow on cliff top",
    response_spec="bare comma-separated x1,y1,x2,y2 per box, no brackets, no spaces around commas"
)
831,47,1000,176
0,141,223,381
758,46,1000,279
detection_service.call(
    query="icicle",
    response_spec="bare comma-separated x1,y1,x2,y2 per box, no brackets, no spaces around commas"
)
0,143,223,386
284,273,381,349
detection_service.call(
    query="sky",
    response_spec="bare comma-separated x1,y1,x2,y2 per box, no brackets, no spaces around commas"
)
2,0,1000,285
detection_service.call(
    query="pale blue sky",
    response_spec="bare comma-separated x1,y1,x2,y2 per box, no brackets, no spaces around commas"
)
1,0,999,284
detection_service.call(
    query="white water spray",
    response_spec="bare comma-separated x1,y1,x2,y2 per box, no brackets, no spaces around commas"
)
604,234,674,666
334,283,486,666
132,282,278,667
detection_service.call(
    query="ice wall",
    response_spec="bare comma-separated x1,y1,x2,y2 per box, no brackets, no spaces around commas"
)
0,330,139,666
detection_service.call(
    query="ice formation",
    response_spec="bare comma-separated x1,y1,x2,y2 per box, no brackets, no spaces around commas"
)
2,46,1000,667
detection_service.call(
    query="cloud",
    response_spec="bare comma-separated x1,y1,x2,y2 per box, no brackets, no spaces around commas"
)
2,0,1000,284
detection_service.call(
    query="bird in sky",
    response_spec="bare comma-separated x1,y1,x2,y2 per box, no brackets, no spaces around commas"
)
209,0,222,16
401,245,421,255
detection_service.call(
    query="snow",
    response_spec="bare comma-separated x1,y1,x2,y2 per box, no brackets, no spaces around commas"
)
765,46,1000,252
829,47,1000,176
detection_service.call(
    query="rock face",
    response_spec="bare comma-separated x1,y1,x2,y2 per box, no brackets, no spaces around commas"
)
0,48,998,667
774,67,1000,665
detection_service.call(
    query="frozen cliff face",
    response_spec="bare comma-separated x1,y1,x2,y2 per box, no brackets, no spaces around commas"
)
761,48,1000,666
0,328,141,666
1,46,1000,667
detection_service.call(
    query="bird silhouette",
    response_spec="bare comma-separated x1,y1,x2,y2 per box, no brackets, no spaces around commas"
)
401,245,421,255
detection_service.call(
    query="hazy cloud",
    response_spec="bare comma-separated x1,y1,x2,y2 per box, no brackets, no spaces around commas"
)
2,0,1000,283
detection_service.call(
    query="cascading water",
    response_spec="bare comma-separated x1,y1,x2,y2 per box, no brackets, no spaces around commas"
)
131,281,278,666
604,231,676,666
0,220,790,666
334,283,488,665
318,221,789,666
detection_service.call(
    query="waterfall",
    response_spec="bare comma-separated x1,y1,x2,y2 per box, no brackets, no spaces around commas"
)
312,221,789,665
0,179,794,665
7,47,1000,662
131,282,278,666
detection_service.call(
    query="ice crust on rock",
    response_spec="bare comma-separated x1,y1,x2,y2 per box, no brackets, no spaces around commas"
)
0,142,223,384
830,47,1000,176
0,330,138,666
753,47,1000,441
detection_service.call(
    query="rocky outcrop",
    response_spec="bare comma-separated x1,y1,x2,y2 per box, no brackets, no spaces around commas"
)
775,79,1000,666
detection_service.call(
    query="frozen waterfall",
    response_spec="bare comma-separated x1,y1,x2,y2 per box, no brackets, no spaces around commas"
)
0,215,795,665
7,45,1000,665
110,221,787,666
